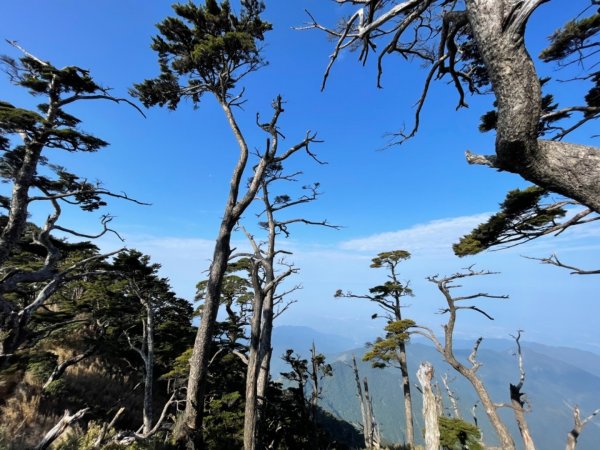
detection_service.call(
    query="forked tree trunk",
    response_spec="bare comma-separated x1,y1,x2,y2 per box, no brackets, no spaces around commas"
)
352,355,380,449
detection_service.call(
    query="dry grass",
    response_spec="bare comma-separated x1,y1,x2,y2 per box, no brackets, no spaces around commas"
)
0,351,146,449
0,386,62,449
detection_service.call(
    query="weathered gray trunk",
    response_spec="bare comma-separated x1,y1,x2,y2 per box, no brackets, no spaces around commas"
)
511,391,535,450
143,306,155,435
35,408,88,450
417,362,440,450
352,355,380,449
0,72,58,267
0,78,59,363
43,347,96,390
447,352,515,450
243,264,265,450
465,0,600,214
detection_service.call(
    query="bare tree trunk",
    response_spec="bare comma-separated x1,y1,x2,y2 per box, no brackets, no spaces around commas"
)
243,261,264,450
178,96,255,448
142,307,155,435
417,362,440,450
352,355,380,449
178,97,317,448
92,407,125,449
364,377,381,448
310,342,320,449
566,406,600,450
180,230,232,448
254,288,275,449
510,332,535,450
35,408,89,450
397,340,414,448
256,289,275,408
423,271,515,450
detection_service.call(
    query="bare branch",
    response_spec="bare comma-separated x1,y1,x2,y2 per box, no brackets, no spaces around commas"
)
35,408,89,450
523,253,600,275
6,39,49,66
92,407,125,449
467,337,482,369
566,405,600,450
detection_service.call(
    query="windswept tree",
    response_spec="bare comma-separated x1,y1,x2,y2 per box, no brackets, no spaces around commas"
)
335,250,416,448
0,45,143,364
304,1,600,216
133,1,321,446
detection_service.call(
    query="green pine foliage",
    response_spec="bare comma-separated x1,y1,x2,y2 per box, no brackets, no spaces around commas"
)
363,319,416,369
132,0,272,107
453,186,566,256
540,12,600,62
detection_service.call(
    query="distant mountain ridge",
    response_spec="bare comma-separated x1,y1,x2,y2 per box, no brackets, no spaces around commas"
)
272,326,600,450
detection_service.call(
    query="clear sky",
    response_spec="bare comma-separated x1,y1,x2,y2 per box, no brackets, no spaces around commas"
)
1,1,599,352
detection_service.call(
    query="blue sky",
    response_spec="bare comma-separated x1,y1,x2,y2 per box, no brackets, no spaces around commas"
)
1,1,599,352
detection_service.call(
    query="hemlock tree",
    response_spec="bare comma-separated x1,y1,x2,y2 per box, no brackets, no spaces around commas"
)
335,250,416,448
133,2,320,446
0,46,142,364
304,1,600,213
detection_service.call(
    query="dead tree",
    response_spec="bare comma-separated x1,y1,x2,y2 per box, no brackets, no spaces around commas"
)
124,282,156,437
417,362,440,450
565,405,600,450
35,408,89,450
413,268,516,449
509,331,535,450
352,355,381,449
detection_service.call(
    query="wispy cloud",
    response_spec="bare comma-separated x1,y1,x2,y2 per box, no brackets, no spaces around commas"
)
339,213,491,255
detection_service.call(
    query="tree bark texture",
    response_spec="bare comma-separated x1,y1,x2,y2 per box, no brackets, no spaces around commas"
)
465,0,600,214
417,362,440,450
180,227,233,448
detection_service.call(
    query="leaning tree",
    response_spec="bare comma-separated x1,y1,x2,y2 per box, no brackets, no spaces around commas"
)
0,44,143,364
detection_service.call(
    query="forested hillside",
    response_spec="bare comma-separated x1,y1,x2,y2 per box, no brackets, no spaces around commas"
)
1,1,599,449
